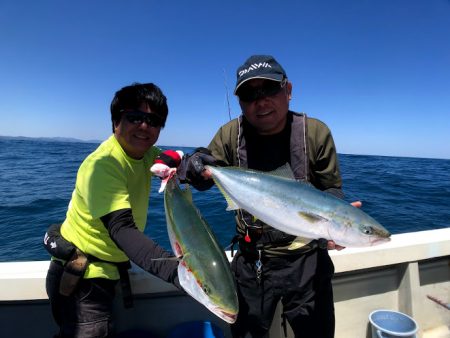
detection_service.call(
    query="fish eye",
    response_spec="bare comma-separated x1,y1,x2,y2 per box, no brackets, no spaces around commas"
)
202,285,211,295
361,225,373,235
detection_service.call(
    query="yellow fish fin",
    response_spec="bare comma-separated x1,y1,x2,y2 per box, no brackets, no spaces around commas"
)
212,178,239,210
298,212,328,223
288,237,314,250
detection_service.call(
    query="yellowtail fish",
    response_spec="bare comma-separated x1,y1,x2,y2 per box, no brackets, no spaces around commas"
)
164,176,238,323
206,165,391,247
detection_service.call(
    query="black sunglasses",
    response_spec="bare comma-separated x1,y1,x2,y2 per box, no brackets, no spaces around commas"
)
237,79,287,103
122,110,163,128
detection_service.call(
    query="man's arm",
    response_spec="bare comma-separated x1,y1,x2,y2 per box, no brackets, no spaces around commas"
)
307,118,343,192
100,209,180,287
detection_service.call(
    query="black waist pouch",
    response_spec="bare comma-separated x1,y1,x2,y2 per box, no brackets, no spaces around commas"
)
43,223,89,296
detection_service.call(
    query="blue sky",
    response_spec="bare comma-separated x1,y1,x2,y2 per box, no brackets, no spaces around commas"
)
1,1,449,159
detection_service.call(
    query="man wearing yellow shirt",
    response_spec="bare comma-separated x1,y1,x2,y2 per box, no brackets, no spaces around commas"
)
45,83,179,338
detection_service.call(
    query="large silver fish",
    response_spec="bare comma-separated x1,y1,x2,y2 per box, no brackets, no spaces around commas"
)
164,176,238,323
206,165,391,247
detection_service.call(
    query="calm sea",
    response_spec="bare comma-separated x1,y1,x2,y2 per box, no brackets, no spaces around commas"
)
0,137,449,262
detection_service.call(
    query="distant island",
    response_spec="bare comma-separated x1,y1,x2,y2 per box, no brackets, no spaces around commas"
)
0,135,101,144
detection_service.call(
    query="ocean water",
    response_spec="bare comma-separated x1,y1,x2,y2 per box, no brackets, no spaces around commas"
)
0,137,449,262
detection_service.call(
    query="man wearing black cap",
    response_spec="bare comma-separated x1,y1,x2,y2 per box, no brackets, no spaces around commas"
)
181,55,345,338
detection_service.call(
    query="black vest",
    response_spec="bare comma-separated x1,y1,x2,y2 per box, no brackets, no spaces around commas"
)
235,112,310,249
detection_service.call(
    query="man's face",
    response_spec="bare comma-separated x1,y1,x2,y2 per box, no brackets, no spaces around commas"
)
238,78,292,135
114,102,162,159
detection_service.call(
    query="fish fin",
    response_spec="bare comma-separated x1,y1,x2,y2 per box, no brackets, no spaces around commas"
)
158,178,168,193
298,211,328,223
150,164,177,193
287,237,314,250
225,196,239,211
211,177,240,210
267,163,296,180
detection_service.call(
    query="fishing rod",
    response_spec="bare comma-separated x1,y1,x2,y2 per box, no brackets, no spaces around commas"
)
223,68,232,121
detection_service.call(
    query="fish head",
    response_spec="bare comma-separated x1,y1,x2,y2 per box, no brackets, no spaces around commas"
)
178,260,238,323
355,206,392,246
355,221,392,246
330,206,391,247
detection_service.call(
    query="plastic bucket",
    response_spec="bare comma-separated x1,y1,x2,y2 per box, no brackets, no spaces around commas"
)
369,310,419,338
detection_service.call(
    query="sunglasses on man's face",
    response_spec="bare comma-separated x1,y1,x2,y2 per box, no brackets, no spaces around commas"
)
237,79,287,103
122,110,163,128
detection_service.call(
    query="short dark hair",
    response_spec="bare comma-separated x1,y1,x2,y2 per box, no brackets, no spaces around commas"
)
110,83,169,132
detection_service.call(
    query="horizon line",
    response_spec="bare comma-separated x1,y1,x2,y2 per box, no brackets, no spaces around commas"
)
0,134,448,161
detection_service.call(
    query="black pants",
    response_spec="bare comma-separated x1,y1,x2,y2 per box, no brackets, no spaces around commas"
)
230,248,335,338
46,260,118,338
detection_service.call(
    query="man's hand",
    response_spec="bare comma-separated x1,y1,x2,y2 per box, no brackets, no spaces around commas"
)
351,201,362,208
327,241,345,251
177,148,216,191
150,150,184,192
154,150,184,169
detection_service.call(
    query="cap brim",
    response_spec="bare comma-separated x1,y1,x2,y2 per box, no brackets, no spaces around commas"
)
234,75,284,94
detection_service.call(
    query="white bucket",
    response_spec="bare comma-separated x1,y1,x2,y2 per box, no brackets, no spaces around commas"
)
369,310,419,338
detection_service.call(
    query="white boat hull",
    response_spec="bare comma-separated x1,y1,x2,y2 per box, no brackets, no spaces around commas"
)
1,228,449,338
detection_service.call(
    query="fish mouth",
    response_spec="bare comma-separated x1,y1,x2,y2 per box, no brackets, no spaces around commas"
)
208,304,237,324
370,236,391,245
215,308,237,324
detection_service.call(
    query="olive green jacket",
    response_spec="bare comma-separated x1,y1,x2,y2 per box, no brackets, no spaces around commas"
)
207,111,343,255
207,112,342,192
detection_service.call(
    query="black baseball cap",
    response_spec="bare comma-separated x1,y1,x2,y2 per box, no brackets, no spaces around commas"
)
234,55,287,94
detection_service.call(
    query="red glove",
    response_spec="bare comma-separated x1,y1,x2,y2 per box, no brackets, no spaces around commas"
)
151,150,185,192
154,150,183,168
